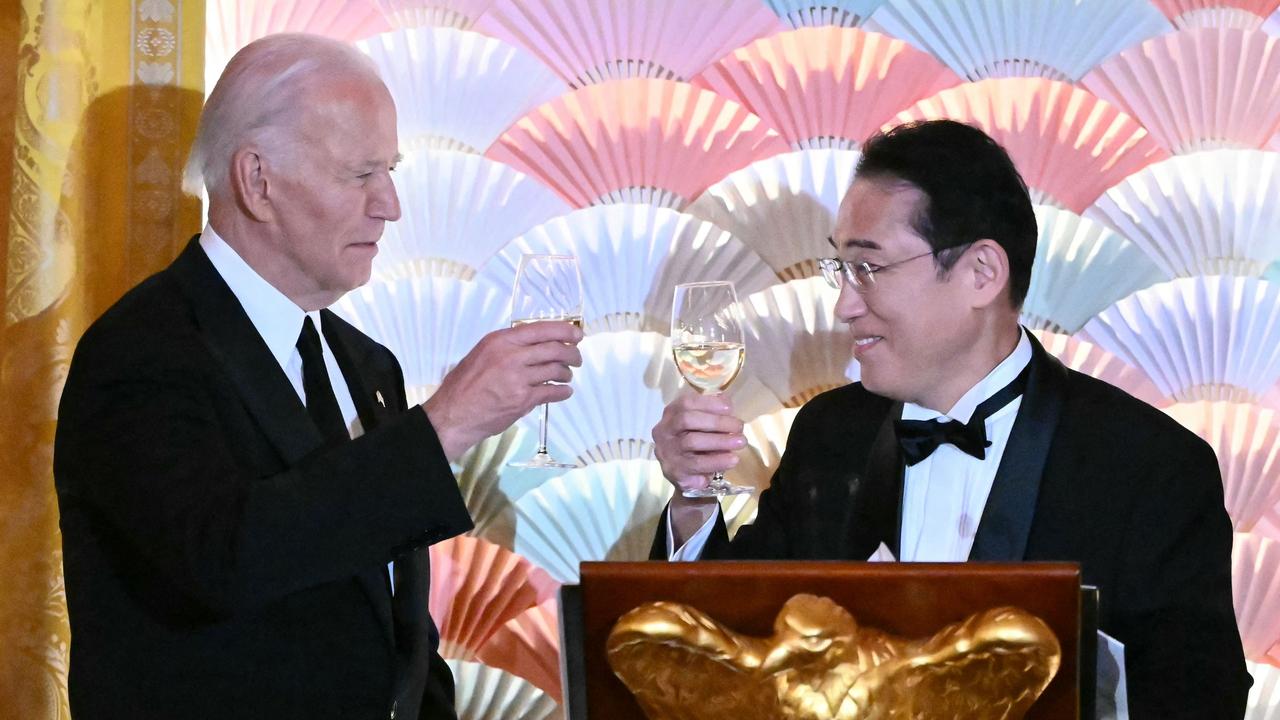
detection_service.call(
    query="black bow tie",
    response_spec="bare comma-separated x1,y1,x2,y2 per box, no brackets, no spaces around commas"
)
893,365,1029,467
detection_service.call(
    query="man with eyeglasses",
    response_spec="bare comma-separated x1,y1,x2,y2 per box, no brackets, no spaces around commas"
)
649,119,1249,718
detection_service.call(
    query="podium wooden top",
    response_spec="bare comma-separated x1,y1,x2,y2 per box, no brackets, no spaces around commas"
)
574,561,1081,719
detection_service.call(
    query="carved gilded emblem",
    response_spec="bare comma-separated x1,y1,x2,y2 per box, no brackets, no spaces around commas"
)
607,594,1061,720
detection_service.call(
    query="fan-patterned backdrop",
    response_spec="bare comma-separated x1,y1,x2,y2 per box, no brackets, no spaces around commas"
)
207,0,1280,716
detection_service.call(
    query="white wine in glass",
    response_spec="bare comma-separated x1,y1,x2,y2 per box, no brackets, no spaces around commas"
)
508,253,583,469
670,281,752,497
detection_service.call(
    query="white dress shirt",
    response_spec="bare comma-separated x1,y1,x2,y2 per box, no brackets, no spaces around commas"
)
669,330,1032,561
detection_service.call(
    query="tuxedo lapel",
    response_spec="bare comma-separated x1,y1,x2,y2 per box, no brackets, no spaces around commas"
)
968,336,1067,561
859,402,907,559
168,238,324,465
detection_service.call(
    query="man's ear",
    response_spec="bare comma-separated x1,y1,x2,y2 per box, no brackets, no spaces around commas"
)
229,146,274,222
965,239,1011,309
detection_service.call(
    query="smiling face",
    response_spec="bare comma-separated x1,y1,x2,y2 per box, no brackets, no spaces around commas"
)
832,178,981,410
260,75,402,309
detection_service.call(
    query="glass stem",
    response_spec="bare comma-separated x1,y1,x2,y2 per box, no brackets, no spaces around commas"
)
535,402,550,455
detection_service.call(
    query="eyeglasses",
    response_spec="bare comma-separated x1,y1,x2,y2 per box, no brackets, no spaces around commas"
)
817,247,935,291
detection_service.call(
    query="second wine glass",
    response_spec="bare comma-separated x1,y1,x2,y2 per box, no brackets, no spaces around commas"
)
670,281,753,497
508,253,583,469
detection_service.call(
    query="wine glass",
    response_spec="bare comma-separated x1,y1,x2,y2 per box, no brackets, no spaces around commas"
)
508,254,584,469
670,281,752,497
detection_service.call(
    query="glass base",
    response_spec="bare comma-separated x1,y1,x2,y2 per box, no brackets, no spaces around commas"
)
508,451,578,469
682,482,753,498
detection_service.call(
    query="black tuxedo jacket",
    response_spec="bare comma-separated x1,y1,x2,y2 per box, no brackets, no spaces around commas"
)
54,239,473,719
653,336,1250,718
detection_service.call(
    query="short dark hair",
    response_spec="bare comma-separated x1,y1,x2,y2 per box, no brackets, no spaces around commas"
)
855,119,1037,308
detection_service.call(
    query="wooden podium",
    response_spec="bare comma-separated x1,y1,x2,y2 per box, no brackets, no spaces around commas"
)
561,561,1092,719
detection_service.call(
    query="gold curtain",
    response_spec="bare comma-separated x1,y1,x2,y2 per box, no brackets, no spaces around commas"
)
0,0,204,715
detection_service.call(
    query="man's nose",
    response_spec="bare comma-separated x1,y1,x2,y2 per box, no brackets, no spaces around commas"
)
833,279,867,322
370,174,401,222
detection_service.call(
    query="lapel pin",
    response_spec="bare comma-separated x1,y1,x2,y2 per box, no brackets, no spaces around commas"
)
375,390,386,408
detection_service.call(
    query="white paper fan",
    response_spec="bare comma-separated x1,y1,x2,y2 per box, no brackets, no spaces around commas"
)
332,274,507,391
726,406,802,536
765,0,889,27
205,0,390,92
454,425,527,549
1030,330,1170,408
447,659,562,720
1268,7,1280,34
1021,205,1167,334
1081,29,1280,154
1164,402,1280,531
1246,659,1280,720
1234,532,1280,659
476,205,777,334
373,0,497,29
891,78,1170,213
487,78,791,209
373,150,572,281
692,27,960,150
1081,276,1280,403
687,149,860,281
1151,0,1280,29
536,331,682,465
739,277,859,408
512,459,673,583
1086,150,1280,278
429,536,558,659
475,0,783,87
358,27,567,154
864,0,1171,82
475,599,562,703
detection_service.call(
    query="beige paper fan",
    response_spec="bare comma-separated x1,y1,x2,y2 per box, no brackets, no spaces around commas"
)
476,205,776,334
1246,659,1280,720
1022,205,1167,334
1030,330,1170,408
1086,150,1280,278
1164,402,1280,531
475,599,562,702
1233,532,1280,658
1081,276,1280,403
205,0,389,92
513,459,673,583
373,0,498,29
331,274,507,391
892,78,1169,213
476,0,784,86
686,149,860,282
358,28,568,154
1082,29,1280,154
725,406,801,537
865,0,1172,82
446,659,563,720
487,78,791,209
429,536,558,659
455,425,527,549
692,26,960,150
739,277,859,408
538,331,683,465
1150,0,1280,29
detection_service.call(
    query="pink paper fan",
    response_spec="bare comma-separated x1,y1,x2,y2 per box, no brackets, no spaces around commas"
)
692,26,961,150
891,78,1169,213
1031,330,1171,409
1164,401,1280,531
373,0,498,28
206,0,390,86
1081,28,1280,154
487,78,791,209
428,536,558,659
1150,0,1280,28
1233,532,1280,658
476,0,784,87
475,599,562,702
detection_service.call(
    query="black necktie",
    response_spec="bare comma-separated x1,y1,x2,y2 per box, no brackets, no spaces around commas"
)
297,315,349,447
894,365,1029,467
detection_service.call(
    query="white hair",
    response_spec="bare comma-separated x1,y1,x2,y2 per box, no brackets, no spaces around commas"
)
183,33,383,197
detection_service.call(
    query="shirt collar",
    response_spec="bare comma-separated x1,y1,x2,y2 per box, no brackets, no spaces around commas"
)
199,224,309,370
902,328,1033,423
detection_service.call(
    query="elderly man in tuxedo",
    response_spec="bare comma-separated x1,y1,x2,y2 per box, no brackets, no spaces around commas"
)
54,33,582,719
650,119,1250,718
